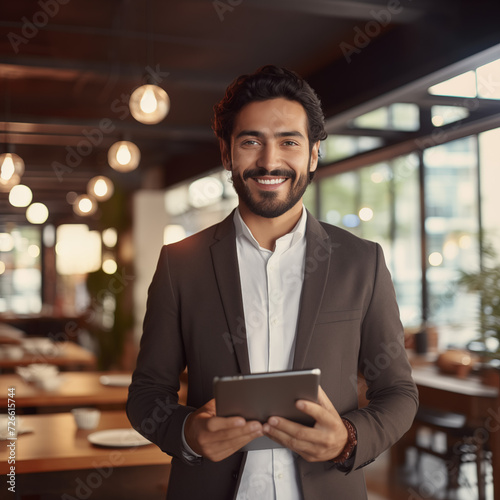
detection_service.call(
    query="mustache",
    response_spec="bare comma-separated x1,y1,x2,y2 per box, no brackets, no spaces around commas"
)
242,168,296,181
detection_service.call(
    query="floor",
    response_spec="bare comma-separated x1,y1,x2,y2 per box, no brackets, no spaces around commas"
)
365,447,494,500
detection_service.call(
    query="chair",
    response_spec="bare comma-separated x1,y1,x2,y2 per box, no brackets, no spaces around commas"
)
409,405,492,499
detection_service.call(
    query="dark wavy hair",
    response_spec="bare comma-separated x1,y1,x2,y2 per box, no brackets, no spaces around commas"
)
213,65,327,157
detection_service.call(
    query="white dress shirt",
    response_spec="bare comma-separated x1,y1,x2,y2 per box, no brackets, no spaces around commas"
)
233,207,307,500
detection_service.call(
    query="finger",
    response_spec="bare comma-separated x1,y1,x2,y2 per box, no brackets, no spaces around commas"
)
206,415,247,432
263,418,338,462
207,420,262,443
317,386,335,411
294,399,335,427
263,417,316,449
203,398,217,415
202,422,264,461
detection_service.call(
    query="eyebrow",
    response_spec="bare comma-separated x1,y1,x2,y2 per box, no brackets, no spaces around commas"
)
235,130,306,140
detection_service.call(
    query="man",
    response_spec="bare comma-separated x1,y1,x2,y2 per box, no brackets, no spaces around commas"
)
127,65,418,500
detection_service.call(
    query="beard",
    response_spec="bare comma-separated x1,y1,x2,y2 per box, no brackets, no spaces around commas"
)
230,163,311,219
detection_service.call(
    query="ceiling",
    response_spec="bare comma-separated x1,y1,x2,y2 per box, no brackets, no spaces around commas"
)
1,0,500,225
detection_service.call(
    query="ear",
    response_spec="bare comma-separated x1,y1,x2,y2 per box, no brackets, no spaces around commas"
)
309,141,320,173
220,141,232,170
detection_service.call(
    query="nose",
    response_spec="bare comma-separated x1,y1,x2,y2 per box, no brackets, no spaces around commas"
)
257,143,281,170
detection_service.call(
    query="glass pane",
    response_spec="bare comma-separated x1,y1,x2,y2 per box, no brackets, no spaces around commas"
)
352,107,389,129
428,71,477,98
431,105,469,127
318,171,360,236
0,226,42,314
320,135,383,164
318,156,422,327
477,58,500,100
390,103,420,131
352,104,419,131
423,136,480,347
392,154,422,327
479,128,500,254
358,163,391,246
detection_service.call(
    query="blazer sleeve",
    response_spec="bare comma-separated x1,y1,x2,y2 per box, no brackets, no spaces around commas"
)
342,243,418,471
127,245,196,463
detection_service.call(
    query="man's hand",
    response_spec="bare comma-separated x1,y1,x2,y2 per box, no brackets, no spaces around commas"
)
184,398,263,462
262,386,348,462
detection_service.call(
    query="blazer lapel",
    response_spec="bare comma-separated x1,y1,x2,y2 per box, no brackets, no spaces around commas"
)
293,214,334,370
210,212,251,375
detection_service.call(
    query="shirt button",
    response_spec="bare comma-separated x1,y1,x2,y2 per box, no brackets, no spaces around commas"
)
277,473,283,480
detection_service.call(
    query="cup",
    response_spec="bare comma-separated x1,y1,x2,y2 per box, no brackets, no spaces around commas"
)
35,375,63,391
71,408,101,430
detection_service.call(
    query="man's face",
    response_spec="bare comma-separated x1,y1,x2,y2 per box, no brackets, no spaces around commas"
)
224,98,319,219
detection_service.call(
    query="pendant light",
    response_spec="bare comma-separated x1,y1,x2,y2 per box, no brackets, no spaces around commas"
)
129,2,170,125
0,152,24,183
87,175,114,201
9,184,32,207
107,140,141,172
129,83,170,124
73,194,98,217
26,202,49,224
1,85,25,191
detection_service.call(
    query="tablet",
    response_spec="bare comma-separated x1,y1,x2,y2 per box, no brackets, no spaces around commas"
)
213,368,320,451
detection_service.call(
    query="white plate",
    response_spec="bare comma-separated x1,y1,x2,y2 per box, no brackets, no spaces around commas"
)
87,429,151,447
99,374,132,387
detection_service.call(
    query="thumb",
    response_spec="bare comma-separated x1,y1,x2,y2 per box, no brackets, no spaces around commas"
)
317,386,336,412
202,398,217,416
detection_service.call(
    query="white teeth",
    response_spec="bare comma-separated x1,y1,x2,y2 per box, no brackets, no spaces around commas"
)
255,178,286,185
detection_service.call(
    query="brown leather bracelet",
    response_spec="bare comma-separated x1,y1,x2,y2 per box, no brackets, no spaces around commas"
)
331,418,357,463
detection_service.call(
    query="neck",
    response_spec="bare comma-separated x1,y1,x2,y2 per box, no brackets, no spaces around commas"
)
239,202,303,251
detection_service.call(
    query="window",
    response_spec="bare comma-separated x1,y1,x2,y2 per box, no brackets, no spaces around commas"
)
424,137,480,346
0,225,42,314
351,103,420,131
317,154,421,327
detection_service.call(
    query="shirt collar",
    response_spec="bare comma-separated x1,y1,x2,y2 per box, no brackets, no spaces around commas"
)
233,206,307,252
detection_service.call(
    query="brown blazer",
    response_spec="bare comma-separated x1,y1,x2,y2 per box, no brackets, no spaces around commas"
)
127,210,418,500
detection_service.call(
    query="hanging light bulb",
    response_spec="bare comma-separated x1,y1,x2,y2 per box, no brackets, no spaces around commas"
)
140,87,157,113
26,202,49,224
107,141,141,172
9,184,32,207
0,153,24,182
129,84,170,124
87,176,114,201
73,194,98,217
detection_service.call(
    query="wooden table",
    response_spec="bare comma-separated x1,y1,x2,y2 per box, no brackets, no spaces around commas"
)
395,365,499,500
0,410,171,475
0,341,97,371
0,371,132,411
412,365,498,417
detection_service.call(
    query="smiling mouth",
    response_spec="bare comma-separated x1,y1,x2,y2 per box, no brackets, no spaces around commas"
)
254,177,287,185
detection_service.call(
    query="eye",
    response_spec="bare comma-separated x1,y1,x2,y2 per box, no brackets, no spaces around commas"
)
282,140,299,146
241,139,259,146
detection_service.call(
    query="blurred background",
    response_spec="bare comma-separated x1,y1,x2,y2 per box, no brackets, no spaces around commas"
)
1,1,500,499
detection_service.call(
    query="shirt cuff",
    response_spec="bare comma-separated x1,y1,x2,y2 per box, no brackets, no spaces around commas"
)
181,413,203,461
